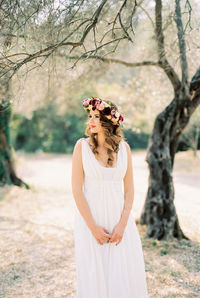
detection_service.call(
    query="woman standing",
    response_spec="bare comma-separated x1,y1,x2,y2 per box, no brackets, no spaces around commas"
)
71,97,148,297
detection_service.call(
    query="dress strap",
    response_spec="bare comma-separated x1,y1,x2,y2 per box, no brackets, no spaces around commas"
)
75,138,87,170
120,140,128,171
80,138,86,166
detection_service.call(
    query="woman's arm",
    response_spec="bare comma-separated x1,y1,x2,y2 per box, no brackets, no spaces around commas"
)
71,139,97,232
118,141,134,228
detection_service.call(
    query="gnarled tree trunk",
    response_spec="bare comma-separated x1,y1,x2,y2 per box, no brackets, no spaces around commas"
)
140,68,200,240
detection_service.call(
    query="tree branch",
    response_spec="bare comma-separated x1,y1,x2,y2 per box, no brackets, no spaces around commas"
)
174,0,189,92
63,54,159,68
111,0,133,42
189,89,200,115
1,0,109,79
155,0,181,92
189,67,200,112
138,4,154,29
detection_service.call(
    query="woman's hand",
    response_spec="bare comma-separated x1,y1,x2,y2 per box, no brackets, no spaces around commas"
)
91,224,111,245
109,223,126,246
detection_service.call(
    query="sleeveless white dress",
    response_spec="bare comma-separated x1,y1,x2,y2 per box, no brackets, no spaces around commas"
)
74,138,148,298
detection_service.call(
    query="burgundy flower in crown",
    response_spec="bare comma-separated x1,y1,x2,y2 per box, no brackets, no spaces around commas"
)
82,96,124,126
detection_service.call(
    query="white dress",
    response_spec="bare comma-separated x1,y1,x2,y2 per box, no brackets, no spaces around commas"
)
74,138,148,298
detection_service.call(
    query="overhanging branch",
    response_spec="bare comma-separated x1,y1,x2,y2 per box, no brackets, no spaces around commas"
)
1,0,109,79
63,54,159,68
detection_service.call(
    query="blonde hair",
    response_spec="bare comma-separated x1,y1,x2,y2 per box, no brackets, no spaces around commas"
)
84,100,125,167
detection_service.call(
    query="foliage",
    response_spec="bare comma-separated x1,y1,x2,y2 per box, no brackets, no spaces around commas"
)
11,100,152,153
123,128,149,150
11,101,86,153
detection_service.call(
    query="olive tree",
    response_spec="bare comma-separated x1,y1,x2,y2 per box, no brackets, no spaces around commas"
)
1,0,200,240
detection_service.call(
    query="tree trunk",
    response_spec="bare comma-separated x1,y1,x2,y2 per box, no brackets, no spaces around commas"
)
0,77,29,188
140,96,193,240
140,68,200,240
193,124,200,158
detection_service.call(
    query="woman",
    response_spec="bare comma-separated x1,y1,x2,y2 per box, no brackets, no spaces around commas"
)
71,97,148,298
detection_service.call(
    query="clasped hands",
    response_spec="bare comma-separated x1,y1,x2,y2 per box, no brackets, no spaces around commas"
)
91,222,125,246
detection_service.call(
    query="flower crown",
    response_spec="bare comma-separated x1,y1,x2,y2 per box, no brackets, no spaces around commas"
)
82,96,124,126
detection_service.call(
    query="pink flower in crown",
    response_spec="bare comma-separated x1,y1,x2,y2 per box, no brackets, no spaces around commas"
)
83,98,90,107
97,102,104,110
86,98,91,105
82,96,124,126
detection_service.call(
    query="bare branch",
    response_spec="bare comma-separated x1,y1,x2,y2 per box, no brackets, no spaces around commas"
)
78,0,107,45
99,27,122,44
63,54,159,68
0,53,29,60
111,0,137,42
112,0,127,38
65,37,126,69
174,0,189,92
138,5,154,29
184,0,192,31
1,0,109,79
155,0,181,92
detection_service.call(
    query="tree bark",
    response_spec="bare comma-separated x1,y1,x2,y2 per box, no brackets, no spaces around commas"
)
140,68,200,240
0,77,29,188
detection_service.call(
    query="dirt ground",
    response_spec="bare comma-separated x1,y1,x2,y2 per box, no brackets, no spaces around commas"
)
0,150,200,298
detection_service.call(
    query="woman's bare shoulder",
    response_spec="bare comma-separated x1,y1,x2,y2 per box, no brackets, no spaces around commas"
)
74,137,88,150
123,140,131,153
76,137,85,144
77,137,89,144
124,140,130,146
122,139,129,147
73,138,83,151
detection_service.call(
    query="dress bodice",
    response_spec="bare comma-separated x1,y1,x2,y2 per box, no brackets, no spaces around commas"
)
80,138,127,192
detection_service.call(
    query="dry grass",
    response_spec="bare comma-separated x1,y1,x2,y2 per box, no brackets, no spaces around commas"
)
0,150,200,297
140,225,200,298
